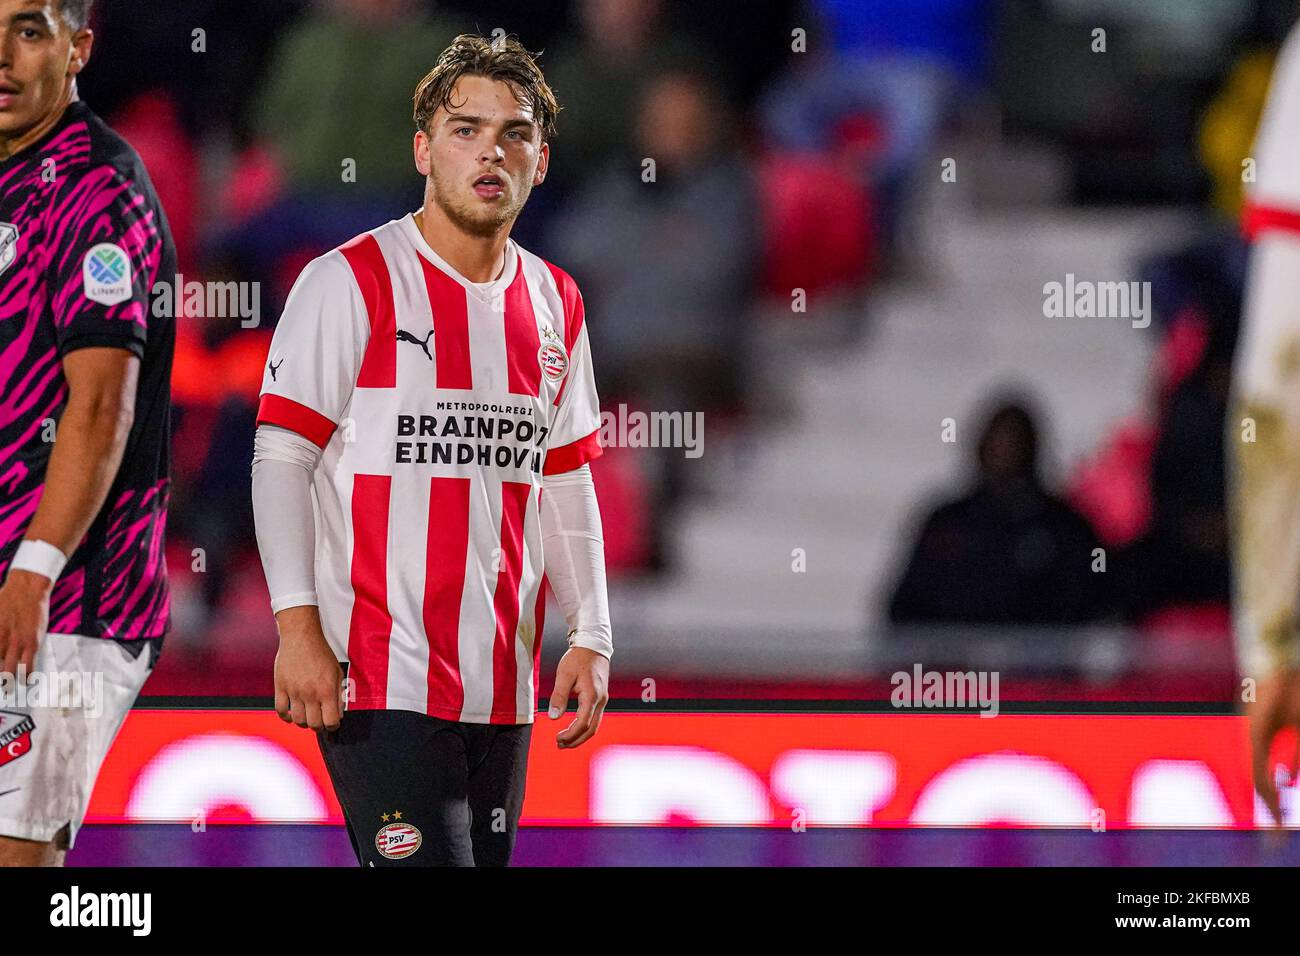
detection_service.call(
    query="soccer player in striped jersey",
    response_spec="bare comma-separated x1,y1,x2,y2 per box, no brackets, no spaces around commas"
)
1234,20,1300,826
252,34,613,866
0,0,175,865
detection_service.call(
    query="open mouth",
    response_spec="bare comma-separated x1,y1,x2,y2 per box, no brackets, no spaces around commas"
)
473,174,504,199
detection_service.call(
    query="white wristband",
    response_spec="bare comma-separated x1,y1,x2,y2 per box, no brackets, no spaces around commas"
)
9,539,68,583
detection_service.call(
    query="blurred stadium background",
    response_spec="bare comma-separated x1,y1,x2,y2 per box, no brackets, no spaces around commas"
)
59,0,1300,863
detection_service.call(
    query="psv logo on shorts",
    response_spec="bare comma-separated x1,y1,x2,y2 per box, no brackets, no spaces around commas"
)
0,711,35,768
375,822,422,860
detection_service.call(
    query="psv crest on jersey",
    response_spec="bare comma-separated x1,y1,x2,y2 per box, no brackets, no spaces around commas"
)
0,223,18,277
538,327,568,381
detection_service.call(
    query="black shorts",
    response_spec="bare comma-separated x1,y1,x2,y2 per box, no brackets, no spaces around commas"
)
317,709,532,867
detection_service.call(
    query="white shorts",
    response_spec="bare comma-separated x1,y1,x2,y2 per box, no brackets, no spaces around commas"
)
0,631,156,849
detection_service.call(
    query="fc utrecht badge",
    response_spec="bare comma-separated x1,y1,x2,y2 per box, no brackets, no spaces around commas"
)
0,222,18,278
375,822,422,860
538,328,568,382
0,711,34,768
82,242,132,305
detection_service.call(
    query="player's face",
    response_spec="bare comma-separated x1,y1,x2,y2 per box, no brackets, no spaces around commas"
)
0,0,89,142
416,74,549,239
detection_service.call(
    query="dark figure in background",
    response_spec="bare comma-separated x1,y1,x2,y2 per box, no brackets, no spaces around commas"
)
888,399,1104,625
511,0,717,250
549,67,759,570
551,68,757,408
1117,318,1237,620
539,0,716,200
213,0,465,309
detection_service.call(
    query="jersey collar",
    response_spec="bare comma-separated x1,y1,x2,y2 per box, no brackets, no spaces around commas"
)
399,212,519,302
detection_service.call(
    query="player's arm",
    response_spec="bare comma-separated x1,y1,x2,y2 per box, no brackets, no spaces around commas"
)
252,253,366,731
542,463,612,749
539,278,611,748
0,349,138,677
1231,229,1300,824
1231,24,1300,825
0,166,156,677
253,423,342,732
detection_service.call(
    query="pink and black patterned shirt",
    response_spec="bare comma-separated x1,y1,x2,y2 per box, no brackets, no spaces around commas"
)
0,101,175,642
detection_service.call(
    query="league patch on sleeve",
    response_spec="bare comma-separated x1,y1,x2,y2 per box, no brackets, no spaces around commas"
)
82,242,132,305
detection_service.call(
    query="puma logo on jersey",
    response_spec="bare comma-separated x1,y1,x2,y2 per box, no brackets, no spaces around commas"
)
268,358,284,381
397,328,434,361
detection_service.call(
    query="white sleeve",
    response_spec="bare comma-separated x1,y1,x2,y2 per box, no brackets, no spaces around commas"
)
1231,230,1300,680
543,281,604,475
252,424,323,613
256,251,369,448
1246,24,1300,226
540,464,613,660
1235,233,1300,406
1233,28,1300,679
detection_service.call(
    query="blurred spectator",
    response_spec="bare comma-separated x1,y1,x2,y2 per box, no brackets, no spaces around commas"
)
253,0,462,199
757,0,979,261
754,132,877,306
888,396,1105,625
1067,230,1249,557
549,67,759,569
1069,226,1247,626
215,0,466,303
550,68,758,408
540,0,716,201
1116,316,1237,622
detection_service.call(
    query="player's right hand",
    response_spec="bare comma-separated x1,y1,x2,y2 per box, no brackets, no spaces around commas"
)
1247,667,1300,826
0,569,51,684
273,606,343,731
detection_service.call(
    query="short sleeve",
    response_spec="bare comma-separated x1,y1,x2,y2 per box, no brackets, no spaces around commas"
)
256,252,369,449
543,282,603,476
48,166,164,359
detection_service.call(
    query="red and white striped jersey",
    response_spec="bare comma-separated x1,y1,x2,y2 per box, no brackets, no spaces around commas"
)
256,214,603,724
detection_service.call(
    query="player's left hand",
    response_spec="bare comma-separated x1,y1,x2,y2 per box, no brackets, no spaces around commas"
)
548,646,609,749
1247,667,1300,826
